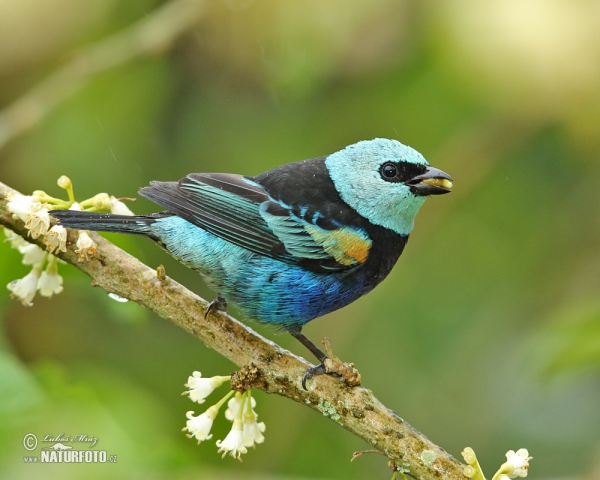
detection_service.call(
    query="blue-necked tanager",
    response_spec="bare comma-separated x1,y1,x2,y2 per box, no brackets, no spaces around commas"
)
52,138,452,387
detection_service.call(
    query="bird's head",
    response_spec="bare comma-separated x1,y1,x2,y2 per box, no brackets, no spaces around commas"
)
325,138,452,235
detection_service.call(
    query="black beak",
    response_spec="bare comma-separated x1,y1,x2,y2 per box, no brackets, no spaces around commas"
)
408,166,453,196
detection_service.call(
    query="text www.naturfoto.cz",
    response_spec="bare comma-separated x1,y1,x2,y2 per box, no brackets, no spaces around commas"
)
24,451,116,463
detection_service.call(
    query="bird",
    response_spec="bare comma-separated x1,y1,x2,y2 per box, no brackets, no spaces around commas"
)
51,138,452,388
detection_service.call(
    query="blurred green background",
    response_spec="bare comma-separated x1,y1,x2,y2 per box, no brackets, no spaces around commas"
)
1,1,599,479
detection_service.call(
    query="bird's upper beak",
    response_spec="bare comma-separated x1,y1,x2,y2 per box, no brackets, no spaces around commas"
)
407,166,453,196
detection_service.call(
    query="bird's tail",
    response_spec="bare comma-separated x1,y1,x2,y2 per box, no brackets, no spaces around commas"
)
50,210,159,238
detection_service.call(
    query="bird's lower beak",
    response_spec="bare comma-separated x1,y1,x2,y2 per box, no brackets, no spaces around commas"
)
408,166,453,196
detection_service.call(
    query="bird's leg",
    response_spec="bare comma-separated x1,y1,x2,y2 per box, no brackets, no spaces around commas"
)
289,329,334,389
205,294,228,318
290,329,362,390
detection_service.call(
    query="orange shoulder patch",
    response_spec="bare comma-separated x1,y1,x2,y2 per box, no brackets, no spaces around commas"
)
305,225,372,266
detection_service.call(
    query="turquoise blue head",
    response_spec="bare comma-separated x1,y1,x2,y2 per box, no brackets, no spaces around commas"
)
325,138,452,235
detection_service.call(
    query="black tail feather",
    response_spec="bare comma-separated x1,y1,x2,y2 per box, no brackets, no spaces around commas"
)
50,210,158,237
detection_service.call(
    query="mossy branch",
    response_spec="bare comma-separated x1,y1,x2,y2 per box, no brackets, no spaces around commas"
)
0,179,468,480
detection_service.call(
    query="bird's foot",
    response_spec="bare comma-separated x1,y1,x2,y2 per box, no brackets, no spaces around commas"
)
301,337,362,390
205,295,227,318
301,363,328,390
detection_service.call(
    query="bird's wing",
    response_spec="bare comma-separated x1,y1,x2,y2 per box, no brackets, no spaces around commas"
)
139,173,371,272
259,199,372,270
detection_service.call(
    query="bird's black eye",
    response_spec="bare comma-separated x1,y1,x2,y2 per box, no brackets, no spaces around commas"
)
379,161,428,183
381,162,398,180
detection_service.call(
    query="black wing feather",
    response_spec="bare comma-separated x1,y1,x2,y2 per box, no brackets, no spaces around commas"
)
139,174,281,258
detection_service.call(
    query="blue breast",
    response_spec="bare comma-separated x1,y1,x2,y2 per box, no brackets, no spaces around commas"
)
151,217,374,327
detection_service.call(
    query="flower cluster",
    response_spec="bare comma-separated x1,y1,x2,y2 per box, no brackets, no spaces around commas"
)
182,371,265,461
4,175,134,306
5,228,64,306
461,446,532,480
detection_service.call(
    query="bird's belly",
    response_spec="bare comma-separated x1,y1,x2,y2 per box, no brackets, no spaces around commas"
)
152,217,375,328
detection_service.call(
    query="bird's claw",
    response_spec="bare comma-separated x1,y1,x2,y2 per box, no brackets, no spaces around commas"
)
301,362,328,390
301,357,362,390
205,296,228,319
298,337,363,390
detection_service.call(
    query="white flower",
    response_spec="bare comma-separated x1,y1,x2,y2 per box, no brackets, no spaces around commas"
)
216,418,247,460
17,243,47,266
225,392,256,421
242,416,265,448
7,194,39,223
25,207,50,239
109,196,134,215
504,449,532,478
37,259,63,297
184,371,229,404
4,228,29,249
7,268,41,306
184,406,217,443
241,392,265,447
75,231,97,261
43,225,67,254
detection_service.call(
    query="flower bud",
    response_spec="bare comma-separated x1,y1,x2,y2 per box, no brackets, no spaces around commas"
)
57,176,72,190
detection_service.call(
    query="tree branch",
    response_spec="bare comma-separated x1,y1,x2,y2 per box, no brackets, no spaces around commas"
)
0,179,468,480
